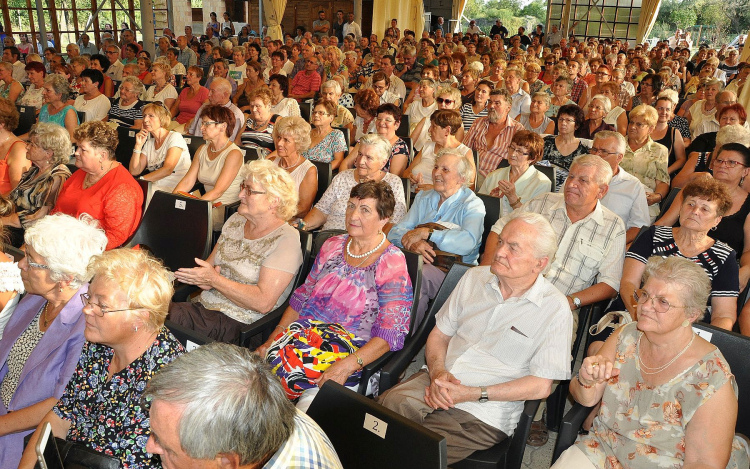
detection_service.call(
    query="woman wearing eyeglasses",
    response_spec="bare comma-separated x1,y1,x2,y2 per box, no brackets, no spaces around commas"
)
0,214,107,468
553,256,747,469
19,248,184,469
170,160,303,344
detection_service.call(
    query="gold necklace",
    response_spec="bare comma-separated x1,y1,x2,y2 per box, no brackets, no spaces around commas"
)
41,301,52,328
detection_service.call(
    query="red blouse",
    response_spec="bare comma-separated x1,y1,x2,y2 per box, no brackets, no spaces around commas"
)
51,164,143,250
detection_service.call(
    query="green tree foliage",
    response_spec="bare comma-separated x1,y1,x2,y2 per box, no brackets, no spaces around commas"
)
654,0,749,44
462,0,547,34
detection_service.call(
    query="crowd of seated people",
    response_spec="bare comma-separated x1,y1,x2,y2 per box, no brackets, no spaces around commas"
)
1,15,750,469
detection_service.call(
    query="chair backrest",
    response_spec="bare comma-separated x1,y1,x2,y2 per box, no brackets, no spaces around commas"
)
658,187,681,220
412,262,471,341
115,126,138,168
335,126,351,148
396,114,410,138
183,135,207,160
313,160,333,204
302,230,346,280
14,105,36,136
76,110,86,124
137,178,154,212
308,382,448,469
401,249,423,333
299,101,312,122
401,136,413,161
401,177,412,209
472,149,479,187
476,193,501,254
166,320,214,351
535,164,557,192
174,74,185,88
692,322,750,436
239,146,262,163
125,191,213,271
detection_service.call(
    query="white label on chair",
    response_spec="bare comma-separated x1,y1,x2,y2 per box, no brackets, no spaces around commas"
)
175,200,186,210
363,413,387,439
186,340,200,352
185,138,191,144
20,107,25,112
692,327,712,342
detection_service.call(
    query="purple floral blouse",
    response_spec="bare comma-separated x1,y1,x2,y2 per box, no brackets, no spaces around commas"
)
290,235,413,350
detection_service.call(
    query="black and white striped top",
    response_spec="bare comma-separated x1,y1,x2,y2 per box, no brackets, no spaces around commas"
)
627,225,739,298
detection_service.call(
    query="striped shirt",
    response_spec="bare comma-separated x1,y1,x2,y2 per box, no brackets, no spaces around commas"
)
491,192,626,295
460,102,488,132
626,225,738,299
264,410,343,469
107,99,144,128
463,116,525,178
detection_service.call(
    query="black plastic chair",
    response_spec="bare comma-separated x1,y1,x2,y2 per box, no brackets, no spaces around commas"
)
379,262,472,393
299,101,312,122
402,136,414,161
476,193,501,255
183,135,207,160
76,111,86,124
453,400,541,469
552,321,750,464
14,105,36,136
658,187,681,220
401,177,412,209
335,126,351,148
396,114,410,138
137,178,154,212
313,160,333,204
166,319,214,351
125,191,213,272
114,126,138,169
308,382,448,469
239,146,262,162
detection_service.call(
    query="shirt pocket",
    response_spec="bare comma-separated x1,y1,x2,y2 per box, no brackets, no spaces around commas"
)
489,327,536,367
574,239,605,279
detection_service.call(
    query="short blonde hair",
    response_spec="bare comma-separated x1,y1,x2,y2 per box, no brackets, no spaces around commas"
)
29,122,73,165
629,104,658,127
716,124,750,148
74,121,118,160
142,102,172,128
151,61,173,80
87,248,174,331
240,159,299,221
121,75,145,100
274,116,311,153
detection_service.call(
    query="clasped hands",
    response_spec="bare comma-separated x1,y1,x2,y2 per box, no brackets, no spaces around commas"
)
424,370,477,410
401,227,436,264
578,355,619,387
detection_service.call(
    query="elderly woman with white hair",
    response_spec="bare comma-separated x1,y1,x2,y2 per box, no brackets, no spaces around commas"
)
320,79,354,130
389,148,484,322
144,61,178,110
1,123,72,248
170,159,304,344
405,78,438,134
0,62,24,104
553,256,748,469
576,94,615,140
518,92,556,135
267,116,318,219
300,133,407,232
19,248,184,469
0,214,107,468
105,75,145,129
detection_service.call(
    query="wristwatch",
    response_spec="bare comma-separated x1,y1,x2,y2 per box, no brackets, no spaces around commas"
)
571,296,582,308
478,387,489,403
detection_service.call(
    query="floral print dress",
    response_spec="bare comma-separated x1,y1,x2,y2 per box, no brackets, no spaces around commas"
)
576,322,748,469
53,327,184,469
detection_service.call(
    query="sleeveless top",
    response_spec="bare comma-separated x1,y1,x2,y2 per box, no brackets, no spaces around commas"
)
196,142,243,205
576,322,746,469
518,113,552,134
654,126,676,167
39,104,79,128
0,141,25,195
271,157,315,193
712,192,750,256
604,106,625,127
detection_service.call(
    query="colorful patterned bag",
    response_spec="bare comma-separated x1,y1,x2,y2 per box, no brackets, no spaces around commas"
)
265,319,367,400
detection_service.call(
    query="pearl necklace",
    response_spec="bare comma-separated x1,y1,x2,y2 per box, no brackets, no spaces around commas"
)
346,233,386,259
637,331,695,375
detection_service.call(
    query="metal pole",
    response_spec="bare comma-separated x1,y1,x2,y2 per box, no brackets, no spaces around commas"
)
141,0,156,56
35,0,48,54
259,0,264,36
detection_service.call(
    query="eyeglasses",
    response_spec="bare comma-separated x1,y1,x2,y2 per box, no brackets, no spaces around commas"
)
589,146,621,157
26,258,51,270
81,293,143,317
311,110,330,117
239,182,267,196
629,121,650,129
558,118,576,124
376,117,396,124
200,121,220,128
596,71,610,76
633,288,687,314
509,145,530,156
436,97,455,105
713,158,746,168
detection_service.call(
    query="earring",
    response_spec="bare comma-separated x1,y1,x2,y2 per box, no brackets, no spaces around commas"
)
682,319,690,327
59,286,63,292
134,325,139,332
100,159,104,171
741,176,746,186
711,225,718,231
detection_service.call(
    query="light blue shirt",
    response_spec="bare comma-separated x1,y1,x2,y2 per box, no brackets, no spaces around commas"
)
388,186,486,264
509,89,531,119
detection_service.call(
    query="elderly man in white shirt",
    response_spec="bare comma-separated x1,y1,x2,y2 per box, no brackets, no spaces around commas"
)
380,211,572,465
504,69,531,119
591,131,650,244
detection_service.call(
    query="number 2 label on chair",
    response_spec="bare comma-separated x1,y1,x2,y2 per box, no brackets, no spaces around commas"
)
363,413,387,439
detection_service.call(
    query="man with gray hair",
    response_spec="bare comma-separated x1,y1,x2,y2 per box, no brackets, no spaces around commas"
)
591,131,650,244
186,78,244,140
144,343,343,469
380,211,572,464
481,154,625,443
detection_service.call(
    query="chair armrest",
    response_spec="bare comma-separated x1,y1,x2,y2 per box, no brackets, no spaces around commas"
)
551,403,595,464
172,281,199,302
357,351,395,394
239,303,287,348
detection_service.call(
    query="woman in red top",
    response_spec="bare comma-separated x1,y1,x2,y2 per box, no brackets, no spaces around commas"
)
89,54,115,98
51,121,143,250
0,98,31,196
170,66,209,126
